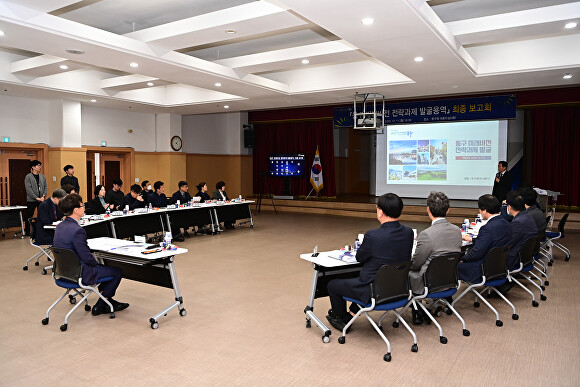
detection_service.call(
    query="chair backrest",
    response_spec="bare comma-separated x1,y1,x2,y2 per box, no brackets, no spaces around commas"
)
533,229,545,256
51,247,82,283
371,261,412,305
518,236,539,267
481,245,510,281
557,213,569,234
28,217,37,241
423,252,462,293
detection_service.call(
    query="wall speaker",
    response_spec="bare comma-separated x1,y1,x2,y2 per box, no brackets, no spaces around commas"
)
244,128,255,148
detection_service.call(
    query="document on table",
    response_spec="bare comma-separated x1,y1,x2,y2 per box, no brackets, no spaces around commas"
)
327,250,357,263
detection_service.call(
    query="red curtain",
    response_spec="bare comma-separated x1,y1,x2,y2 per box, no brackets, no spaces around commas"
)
531,105,580,206
252,119,336,197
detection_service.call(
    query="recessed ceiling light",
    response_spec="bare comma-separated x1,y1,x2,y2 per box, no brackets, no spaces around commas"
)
146,82,154,86
59,64,68,70
565,22,577,29
361,17,374,25
301,59,310,65
130,62,138,68
224,105,230,109
66,49,84,55
90,99,96,102
0,30,5,36
451,85,459,88
414,56,424,62
225,29,236,34
215,82,222,87
563,73,572,79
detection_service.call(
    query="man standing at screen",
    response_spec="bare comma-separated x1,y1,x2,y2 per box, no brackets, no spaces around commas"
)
492,161,512,203
325,193,414,331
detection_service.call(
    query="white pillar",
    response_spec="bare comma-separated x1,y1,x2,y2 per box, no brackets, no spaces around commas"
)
156,113,182,152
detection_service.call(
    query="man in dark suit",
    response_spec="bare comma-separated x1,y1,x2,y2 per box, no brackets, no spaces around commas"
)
505,191,538,271
122,184,146,210
459,195,511,284
172,181,192,205
492,161,513,203
521,187,547,232
53,194,129,316
105,178,124,211
148,181,168,208
35,189,66,245
409,191,462,324
60,164,80,194
326,193,414,331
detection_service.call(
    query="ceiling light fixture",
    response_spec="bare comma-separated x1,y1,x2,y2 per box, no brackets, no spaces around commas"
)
414,56,424,62
361,17,374,25
565,22,577,29
0,30,5,36
66,49,84,55
225,29,236,34
130,62,138,68
563,73,572,79
301,59,310,65
90,99,96,102
215,82,222,87
59,65,68,70
147,82,154,86
224,105,230,109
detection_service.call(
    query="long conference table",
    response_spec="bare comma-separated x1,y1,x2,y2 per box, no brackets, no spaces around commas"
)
78,200,254,239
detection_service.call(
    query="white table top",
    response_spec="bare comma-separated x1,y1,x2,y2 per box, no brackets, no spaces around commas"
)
0,206,26,211
300,251,361,268
88,237,188,260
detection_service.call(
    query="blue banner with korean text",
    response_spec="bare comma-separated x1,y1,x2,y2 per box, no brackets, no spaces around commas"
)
334,94,516,127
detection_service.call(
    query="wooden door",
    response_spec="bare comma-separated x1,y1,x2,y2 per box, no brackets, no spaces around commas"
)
0,150,36,206
345,128,370,194
101,158,121,191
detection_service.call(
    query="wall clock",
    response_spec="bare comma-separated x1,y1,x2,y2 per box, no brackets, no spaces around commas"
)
171,135,182,151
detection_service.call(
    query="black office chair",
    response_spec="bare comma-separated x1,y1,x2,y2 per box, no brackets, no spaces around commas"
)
408,252,469,344
452,246,517,326
532,229,550,287
338,261,416,362
41,247,115,332
507,236,546,307
23,217,53,274
545,213,570,262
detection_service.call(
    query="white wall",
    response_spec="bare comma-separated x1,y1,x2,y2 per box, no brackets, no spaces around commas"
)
182,112,250,155
81,105,156,151
0,95,51,144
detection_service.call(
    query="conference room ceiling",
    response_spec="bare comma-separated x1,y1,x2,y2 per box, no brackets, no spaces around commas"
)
0,0,578,114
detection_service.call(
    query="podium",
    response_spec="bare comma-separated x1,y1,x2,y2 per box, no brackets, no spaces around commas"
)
533,188,562,230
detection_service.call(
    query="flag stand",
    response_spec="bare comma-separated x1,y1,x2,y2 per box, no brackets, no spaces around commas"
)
305,188,319,200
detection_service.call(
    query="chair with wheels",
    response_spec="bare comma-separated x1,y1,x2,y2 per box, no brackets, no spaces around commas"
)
532,229,550,287
452,246,517,327
407,252,469,344
41,247,115,332
507,236,546,307
338,261,416,362
545,213,570,262
23,217,53,274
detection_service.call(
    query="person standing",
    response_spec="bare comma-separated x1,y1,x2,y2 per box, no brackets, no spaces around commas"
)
24,160,47,236
60,164,80,194
325,193,414,331
492,161,513,203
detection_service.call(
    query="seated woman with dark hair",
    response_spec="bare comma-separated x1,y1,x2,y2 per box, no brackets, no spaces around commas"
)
195,182,211,202
85,185,111,215
212,181,235,229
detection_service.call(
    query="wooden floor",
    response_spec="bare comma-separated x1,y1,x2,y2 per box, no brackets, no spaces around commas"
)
0,211,578,386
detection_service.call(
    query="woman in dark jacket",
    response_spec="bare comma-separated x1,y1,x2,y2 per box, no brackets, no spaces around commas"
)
195,182,211,201
85,185,111,215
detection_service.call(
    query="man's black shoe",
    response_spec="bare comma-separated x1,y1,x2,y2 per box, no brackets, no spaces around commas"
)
412,309,424,325
109,298,129,312
91,300,111,316
183,230,190,238
174,234,185,242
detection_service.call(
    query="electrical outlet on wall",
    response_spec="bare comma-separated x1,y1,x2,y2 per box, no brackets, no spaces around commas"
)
135,177,139,182
52,176,56,181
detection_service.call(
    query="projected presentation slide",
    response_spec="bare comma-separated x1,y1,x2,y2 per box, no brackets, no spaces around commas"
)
385,121,502,186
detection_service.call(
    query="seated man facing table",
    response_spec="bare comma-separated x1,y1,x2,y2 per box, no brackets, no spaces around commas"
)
326,193,414,331
148,181,168,208
459,195,511,284
85,185,111,215
53,194,129,316
122,184,146,210
35,189,66,245
521,187,547,232
172,181,192,205
409,191,462,325
140,180,152,204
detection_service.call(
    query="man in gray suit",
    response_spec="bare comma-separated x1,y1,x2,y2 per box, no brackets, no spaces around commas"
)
409,191,462,324
24,159,48,236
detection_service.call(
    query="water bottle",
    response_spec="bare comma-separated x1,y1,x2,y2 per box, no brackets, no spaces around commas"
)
463,219,469,232
148,202,152,211
123,205,129,215
106,206,110,216
176,200,180,207
354,238,360,252
163,231,172,248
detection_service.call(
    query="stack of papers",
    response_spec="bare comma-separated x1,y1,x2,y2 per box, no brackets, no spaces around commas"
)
328,250,357,263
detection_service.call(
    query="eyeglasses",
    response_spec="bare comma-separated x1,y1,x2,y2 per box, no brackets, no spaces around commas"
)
78,204,85,208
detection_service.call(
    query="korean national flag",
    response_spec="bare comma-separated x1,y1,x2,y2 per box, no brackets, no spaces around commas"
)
310,149,324,192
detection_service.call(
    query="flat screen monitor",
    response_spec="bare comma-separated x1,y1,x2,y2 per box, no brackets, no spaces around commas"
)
268,154,305,177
